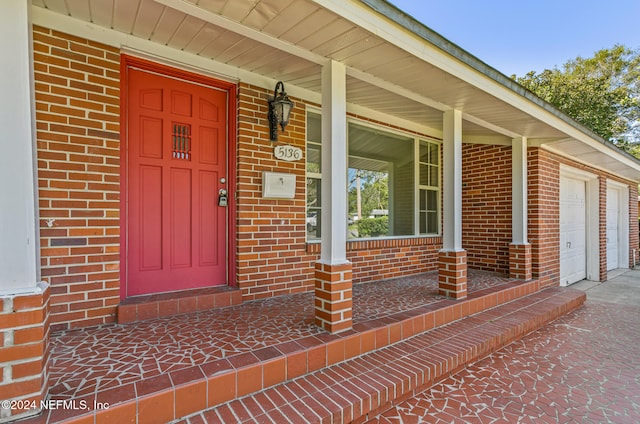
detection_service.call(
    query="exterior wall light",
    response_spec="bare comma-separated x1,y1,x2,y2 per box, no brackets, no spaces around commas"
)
268,81,294,141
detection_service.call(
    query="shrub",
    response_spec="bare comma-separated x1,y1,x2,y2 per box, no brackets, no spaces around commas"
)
357,216,389,237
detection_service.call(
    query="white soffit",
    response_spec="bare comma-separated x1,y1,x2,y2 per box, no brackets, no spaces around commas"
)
30,0,640,181
543,141,640,180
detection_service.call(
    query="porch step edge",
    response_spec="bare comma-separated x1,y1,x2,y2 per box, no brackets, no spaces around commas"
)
23,279,550,423
178,287,586,423
117,287,243,323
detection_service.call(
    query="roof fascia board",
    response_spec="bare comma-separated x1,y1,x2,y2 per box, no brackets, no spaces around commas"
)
349,0,593,130
32,2,640,176
540,133,640,171
532,137,640,179
544,144,640,182
316,0,640,170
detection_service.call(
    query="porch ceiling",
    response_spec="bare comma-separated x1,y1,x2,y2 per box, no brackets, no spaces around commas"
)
32,0,640,180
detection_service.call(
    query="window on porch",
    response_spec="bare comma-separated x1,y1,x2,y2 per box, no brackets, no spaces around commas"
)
306,111,440,240
306,112,322,238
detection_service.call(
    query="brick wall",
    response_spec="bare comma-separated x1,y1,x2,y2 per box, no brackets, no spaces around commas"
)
33,27,120,331
528,147,639,286
0,284,50,422
31,27,639,329
462,144,512,274
306,238,442,284
527,148,560,286
235,86,446,295
235,83,316,300
347,240,441,284
599,177,608,281
630,185,640,268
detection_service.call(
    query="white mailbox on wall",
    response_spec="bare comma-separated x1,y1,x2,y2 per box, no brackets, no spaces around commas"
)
262,172,296,199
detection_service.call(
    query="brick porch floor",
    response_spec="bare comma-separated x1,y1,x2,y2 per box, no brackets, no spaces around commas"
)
14,270,584,423
46,270,516,401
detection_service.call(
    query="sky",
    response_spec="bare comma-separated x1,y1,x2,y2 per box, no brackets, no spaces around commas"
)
387,0,640,77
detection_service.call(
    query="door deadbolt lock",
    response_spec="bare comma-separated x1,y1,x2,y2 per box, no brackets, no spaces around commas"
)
218,189,228,207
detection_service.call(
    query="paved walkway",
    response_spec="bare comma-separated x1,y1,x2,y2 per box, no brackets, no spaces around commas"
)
371,270,640,423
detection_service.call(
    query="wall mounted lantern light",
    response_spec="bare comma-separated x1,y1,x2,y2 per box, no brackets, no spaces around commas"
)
268,81,294,141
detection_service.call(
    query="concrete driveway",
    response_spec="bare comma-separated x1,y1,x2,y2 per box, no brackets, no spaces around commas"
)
371,269,640,423
573,269,640,306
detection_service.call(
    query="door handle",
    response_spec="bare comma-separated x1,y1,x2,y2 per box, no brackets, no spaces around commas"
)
218,189,228,207
567,241,571,248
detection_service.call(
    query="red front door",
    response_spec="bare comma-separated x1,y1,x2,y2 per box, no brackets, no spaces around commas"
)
126,68,228,297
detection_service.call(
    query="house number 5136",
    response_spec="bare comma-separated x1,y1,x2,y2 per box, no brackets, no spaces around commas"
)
274,145,302,162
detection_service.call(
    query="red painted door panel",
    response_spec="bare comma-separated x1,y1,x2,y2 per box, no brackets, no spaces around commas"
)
127,69,227,296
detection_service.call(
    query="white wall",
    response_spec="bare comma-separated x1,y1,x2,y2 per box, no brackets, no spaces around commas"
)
0,0,40,293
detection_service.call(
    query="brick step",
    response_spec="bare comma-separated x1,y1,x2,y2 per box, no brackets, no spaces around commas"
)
21,279,564,423
176,287,586,423
116,285,243,323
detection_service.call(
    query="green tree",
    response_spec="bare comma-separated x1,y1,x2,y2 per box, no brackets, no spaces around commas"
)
348,170,388,218
514,45,640,150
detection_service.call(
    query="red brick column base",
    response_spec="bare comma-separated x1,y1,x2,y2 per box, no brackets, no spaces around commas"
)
438,250,467,299
509,243,532,280
0,282,50,422
315,262,353,334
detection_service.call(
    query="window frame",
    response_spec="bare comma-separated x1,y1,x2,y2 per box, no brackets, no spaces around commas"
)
305,108,441,241
416,139,441,236
305,109,323,240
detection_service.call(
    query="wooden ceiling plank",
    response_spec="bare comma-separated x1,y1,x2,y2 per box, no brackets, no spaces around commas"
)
148,7,186,45
183,24,223,55
197,29,244,59
262,0,319,37
41,0,69,15
65,0,91,22
113,0,141,33
132,0,167,39
220,0,259,23
242,0,296,30
166,15,207,50
89,0,114,29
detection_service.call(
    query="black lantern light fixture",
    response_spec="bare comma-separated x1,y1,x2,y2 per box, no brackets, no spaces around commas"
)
268,81,294,141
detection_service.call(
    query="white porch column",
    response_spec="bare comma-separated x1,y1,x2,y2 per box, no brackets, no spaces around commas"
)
512,137,528,244
509,137,532,279
0,0,40,294
0,2,50,421
320,60,348,263
439,109,467,299
315,60,352,333
442,110,463,251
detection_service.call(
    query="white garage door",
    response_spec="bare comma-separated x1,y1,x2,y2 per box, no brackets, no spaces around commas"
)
606,188,620,271
560,177,587,286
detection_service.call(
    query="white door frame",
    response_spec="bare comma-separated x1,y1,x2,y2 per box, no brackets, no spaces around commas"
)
559,165,600,285
607,179,630,271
